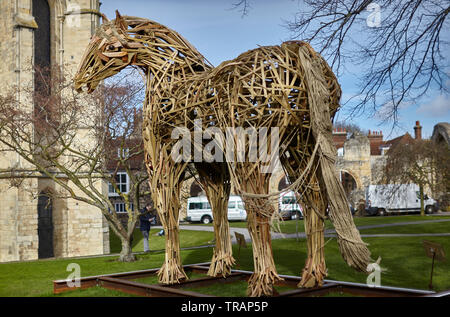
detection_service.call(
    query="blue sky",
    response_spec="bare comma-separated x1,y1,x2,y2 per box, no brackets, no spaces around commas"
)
100,0,450,140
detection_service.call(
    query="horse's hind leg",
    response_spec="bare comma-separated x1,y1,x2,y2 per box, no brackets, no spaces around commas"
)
232,171,282,297
244,195,281,297
195,162,235,277
281,149,327,288
298,178,327,288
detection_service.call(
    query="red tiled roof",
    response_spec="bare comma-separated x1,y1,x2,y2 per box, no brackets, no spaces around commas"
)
384,132,414,148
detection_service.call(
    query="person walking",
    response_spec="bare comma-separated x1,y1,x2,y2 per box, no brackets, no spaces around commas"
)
139,203,155,253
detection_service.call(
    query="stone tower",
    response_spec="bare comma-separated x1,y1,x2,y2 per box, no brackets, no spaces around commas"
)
0,0,109,262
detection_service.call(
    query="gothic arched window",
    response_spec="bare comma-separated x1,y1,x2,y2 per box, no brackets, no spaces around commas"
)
33,0,51,96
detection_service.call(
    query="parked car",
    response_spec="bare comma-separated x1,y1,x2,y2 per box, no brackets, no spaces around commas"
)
365,184,437,216
325,203,356,217
278,191,353,219
279,191,303,220
364,204,379,216
186,195,247,224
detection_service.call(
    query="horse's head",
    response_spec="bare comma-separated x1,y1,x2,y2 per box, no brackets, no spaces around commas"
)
74,11,146,93
75,11,210,93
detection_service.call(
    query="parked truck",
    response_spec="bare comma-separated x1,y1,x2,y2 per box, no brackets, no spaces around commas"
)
279,191,304,220
365,184,437,216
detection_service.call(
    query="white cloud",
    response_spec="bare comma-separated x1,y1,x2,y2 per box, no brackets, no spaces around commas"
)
416,94,450,117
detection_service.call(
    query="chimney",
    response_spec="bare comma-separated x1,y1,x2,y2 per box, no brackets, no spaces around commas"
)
414,121,422,140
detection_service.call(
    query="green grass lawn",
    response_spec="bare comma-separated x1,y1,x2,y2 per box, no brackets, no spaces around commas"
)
52,286,136,297
189,215,450,235
1,215,449,297
349,214,450,227
1,231,449,297
270,236,450,292
0,229,214,297
109,228,215,254
0,241,213,297
271,215,450,234
359,221,450,235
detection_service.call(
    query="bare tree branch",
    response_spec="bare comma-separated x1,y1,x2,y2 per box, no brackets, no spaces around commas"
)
287,0,450,122
0,66,148,261
233,0,450,123
231,0,252,17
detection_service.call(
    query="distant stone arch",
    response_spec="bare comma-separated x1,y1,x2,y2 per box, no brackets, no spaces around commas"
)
339,169,360,196
432,122,450,146
190,182,204,197
277,175,290,191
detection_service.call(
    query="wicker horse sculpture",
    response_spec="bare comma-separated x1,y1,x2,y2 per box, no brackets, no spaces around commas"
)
74,12,372,297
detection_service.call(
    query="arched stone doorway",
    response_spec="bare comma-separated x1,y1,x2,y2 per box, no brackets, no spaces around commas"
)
38,192,54,259
190,182,204,197
278,175,290,191
340,170,357,197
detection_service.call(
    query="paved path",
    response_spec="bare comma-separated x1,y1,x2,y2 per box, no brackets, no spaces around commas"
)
75,216,450,260
172,218,450,243
341,218,450,231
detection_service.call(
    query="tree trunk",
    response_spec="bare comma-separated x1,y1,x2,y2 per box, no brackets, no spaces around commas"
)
420,184,425,216
107,212,137,262
118,236,136,262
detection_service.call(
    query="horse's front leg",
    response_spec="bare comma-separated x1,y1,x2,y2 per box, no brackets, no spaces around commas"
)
148,154,188,284
299,180,327,288
195,162,235,277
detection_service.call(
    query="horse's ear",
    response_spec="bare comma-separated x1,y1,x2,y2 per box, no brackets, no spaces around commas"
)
115,10,128,30
100,13,109,23
115,10,122,21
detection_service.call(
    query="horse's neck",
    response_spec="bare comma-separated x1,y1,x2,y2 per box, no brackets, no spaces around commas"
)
141,52,203,117
133,29,211,112
134,35,210,90
143,60,205,97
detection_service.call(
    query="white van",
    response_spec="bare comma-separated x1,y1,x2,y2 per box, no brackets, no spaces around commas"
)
365,184,437,215
186,195,247,224
279,191,303,220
